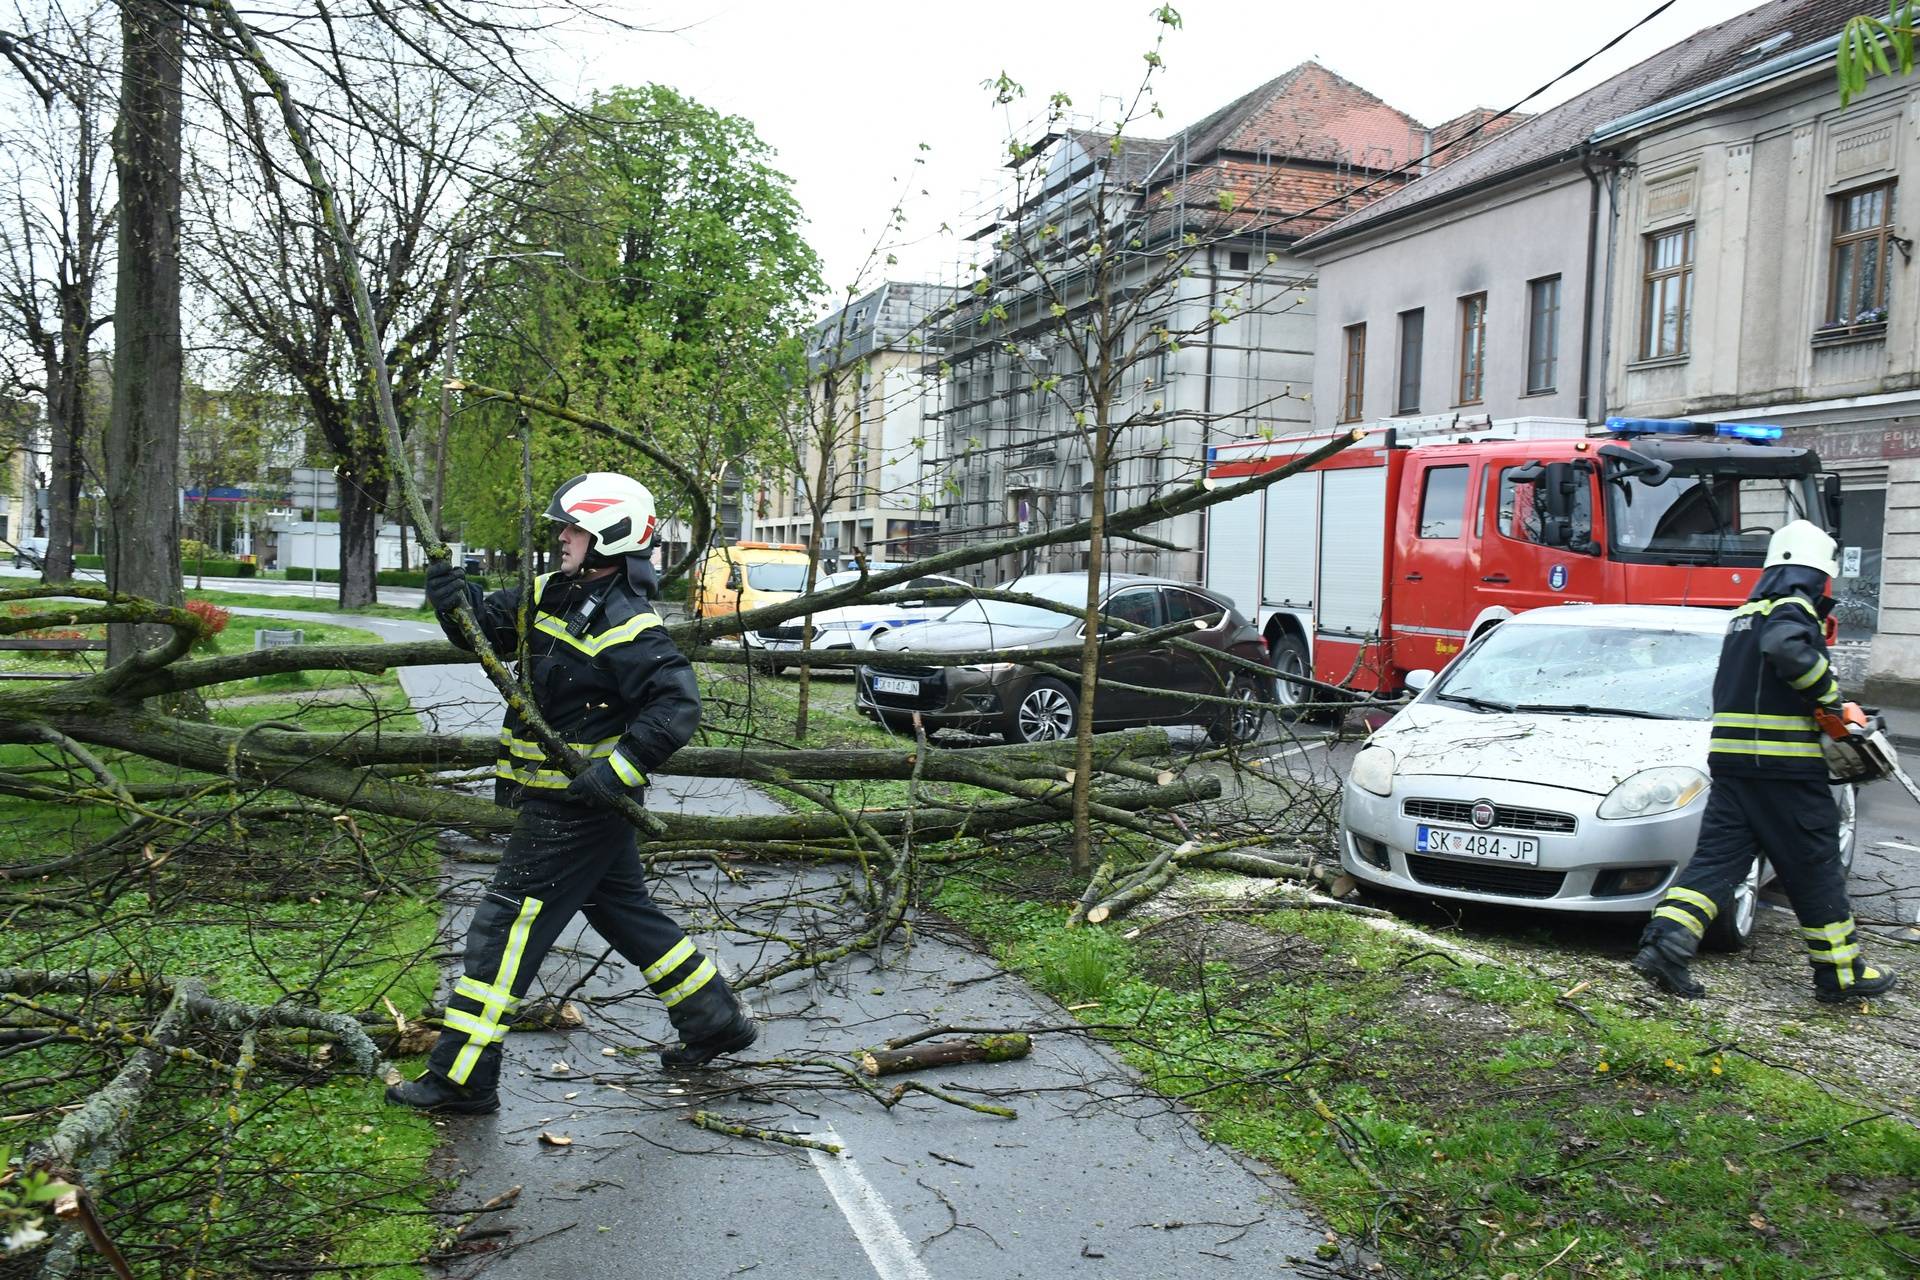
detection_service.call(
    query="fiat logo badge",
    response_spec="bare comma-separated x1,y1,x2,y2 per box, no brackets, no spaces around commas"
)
1470,801,1496,830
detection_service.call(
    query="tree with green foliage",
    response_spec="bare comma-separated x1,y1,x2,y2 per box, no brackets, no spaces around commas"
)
1837,4,1917,102
449,84,820,562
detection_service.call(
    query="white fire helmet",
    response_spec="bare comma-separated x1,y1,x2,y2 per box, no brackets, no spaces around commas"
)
544,472,657,557
1763,519,1839,579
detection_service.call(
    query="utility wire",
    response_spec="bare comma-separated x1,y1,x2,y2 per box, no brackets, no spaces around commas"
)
1241,0,1683,231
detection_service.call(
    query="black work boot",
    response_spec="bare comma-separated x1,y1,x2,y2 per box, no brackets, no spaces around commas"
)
660,993,758,1069
1631,931,1706,999
1813,962,1898,1005
385,1071,500,1115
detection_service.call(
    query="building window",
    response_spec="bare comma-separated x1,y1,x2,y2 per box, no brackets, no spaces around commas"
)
1640,225,1693,359
1340,323,1366,423
1456,293,1486,405
1526,276,1560,393
1228,250,1250,271
1827,181,1896,327
1396,309,1423,415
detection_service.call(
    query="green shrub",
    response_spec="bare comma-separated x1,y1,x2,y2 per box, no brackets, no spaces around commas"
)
284,567,431,588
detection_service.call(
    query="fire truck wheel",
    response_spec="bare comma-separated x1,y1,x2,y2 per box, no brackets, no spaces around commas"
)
1007,678,1078,744
1267,634,1319,723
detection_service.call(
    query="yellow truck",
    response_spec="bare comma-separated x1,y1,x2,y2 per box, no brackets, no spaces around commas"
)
690,542,814,620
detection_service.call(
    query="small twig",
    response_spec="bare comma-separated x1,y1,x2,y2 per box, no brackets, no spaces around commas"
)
689,1111,842,1153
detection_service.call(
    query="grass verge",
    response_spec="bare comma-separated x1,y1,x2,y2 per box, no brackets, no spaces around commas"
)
935,863,1920,1279
0,617,447,1276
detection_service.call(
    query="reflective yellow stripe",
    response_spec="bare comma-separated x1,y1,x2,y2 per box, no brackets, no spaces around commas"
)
1814,679,1841,707
1733,596,1816,619
499,733,621,762
495,762,573,789
449,895,544,1085
533,573,556,603
454,975,520,1018
608,749,644,787
1708,738,1824,758
532,610,662,657
1712,712,1817,730
1808,942,1862,966
642,938,696,987
1653,905,1705,937
1788,656,1830,690
443,1006,509,1045
658,957,717,1008
1662,886,1719,919
1801,919,1855,944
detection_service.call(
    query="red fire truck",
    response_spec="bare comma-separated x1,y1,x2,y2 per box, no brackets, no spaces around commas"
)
1202,417,1837,715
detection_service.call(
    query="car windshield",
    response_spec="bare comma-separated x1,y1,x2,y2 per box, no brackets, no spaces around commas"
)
746,562,810,592
1430,622,1721,720
939,577,1089,629
1607,463,1821,564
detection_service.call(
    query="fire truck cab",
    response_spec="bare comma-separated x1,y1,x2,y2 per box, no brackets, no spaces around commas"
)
1202,417,1836,714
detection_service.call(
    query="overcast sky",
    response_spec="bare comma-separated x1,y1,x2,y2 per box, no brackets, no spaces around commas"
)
556,0,1776,303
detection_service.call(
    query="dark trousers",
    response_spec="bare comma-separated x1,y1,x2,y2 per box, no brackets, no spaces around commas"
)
1643,776,1853,970
427,795,736,1090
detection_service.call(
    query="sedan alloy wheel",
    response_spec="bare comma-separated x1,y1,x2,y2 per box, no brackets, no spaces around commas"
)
1013,679,1076,743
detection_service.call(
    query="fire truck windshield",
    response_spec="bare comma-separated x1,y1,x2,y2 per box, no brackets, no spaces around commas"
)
1605,460,1823,565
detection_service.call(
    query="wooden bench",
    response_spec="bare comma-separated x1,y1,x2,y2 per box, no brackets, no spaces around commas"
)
0,636,107,680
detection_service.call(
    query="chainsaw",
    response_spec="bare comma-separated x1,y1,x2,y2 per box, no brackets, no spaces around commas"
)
1820,703,1920,806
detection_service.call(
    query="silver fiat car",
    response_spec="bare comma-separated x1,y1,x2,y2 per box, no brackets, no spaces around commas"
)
1339,604,1856,949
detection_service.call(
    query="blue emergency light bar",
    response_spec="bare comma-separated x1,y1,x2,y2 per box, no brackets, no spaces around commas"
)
1604,416,1782,441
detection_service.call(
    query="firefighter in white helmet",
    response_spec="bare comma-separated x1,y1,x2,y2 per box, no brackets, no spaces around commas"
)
1633,520,1896,1004
388,473,756,1114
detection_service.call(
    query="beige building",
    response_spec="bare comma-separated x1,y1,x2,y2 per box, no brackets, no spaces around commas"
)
1592,2,1920,698
755,282,954,568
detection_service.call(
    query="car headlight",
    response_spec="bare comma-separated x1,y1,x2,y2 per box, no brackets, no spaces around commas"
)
1349,744,1397,797
1597,766,1707,820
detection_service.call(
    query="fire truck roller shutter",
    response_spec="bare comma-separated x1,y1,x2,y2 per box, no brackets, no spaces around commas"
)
1317,467,1387,636
1206,487,1261,616
1263,471,1318,608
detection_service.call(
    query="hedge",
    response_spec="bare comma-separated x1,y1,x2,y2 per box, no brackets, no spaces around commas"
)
73,554,257,578
284,566,433,588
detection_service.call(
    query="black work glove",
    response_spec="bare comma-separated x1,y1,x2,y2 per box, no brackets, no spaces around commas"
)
565,758,641,811
424,560,469,614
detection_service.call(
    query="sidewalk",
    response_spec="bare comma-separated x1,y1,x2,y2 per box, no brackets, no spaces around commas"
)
266,603,1337,1279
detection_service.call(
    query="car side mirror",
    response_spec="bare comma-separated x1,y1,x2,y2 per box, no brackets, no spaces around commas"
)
1821,472,1842,530
1404,669,1435,693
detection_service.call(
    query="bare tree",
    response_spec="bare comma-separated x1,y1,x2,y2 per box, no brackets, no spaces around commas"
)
0,2,114,586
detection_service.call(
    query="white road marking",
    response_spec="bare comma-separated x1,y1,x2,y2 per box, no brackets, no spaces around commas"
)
806,1125,935,1280
1254,739,1329,767
1872,839,1920,854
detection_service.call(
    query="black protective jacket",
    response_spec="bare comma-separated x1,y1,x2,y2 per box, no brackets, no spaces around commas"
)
434,559,700,804
1707,564,1842,780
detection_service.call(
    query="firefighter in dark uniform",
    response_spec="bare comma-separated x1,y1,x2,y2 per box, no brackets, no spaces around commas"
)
1633,520,1896,1004
387,472,757,1114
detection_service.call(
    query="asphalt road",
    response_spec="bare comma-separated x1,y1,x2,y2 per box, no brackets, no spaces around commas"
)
238,605,1335,1279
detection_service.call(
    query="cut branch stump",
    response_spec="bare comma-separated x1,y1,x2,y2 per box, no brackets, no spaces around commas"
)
859,1032,1031,1077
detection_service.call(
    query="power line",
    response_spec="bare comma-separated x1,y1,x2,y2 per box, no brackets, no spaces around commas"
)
1269,0,1682,232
